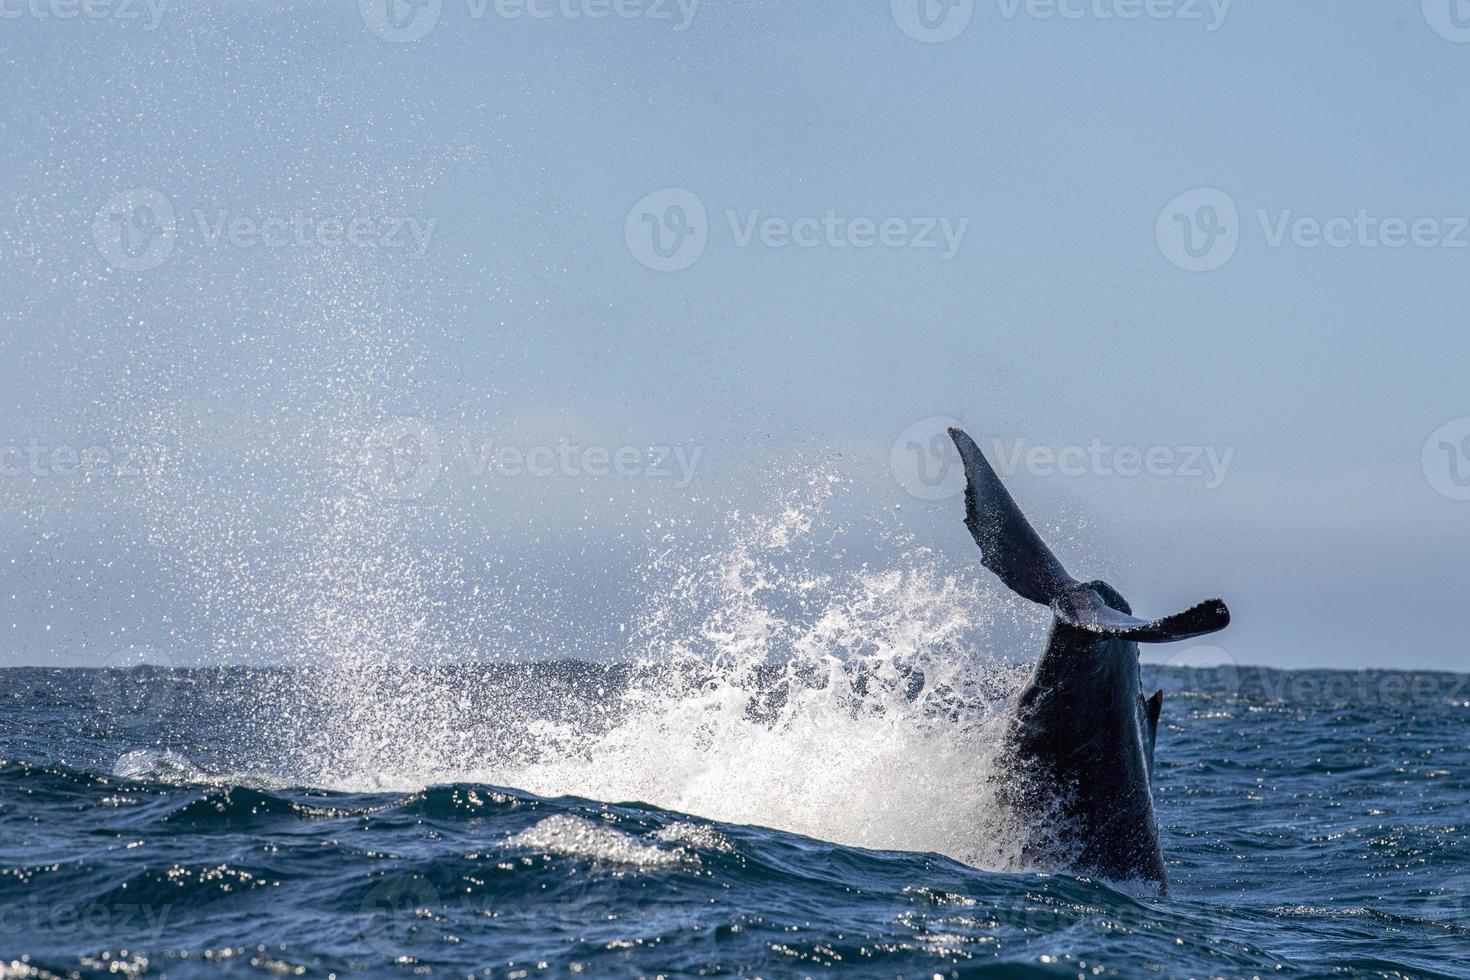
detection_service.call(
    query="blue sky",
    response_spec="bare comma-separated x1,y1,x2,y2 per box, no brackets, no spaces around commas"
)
1,0,1467,671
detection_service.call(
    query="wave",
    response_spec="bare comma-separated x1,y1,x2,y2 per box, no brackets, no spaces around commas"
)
4,747,1468,977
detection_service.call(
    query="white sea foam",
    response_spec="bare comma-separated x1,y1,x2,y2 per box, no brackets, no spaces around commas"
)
113,748,206,783
506,815,690,868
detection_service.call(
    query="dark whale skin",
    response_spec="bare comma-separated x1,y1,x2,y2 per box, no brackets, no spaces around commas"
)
944,427,1228,893
1003,618,1167,888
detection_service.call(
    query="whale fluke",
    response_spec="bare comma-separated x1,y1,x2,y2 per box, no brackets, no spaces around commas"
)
948,427,1074,605
948,427,1229,644
1053,590,1230,644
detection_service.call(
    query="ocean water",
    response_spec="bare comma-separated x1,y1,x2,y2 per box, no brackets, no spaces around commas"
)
4,439,1467,978
2,661,1466,979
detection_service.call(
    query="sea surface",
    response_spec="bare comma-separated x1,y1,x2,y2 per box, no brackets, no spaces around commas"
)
0,662,1466,979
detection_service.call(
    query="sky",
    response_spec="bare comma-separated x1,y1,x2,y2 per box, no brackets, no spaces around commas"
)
0,0,1467,672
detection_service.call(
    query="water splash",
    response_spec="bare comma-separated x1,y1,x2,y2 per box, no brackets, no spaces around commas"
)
95,241,1047,871
205,467,1042,872
482,474,1035,869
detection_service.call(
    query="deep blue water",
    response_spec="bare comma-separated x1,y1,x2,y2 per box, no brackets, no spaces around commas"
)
1,664,1467,978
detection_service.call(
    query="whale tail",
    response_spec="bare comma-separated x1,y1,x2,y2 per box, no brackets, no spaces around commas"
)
947,427,1230,644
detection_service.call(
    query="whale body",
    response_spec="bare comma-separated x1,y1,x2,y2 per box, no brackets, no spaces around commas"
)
948,427,1230,892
